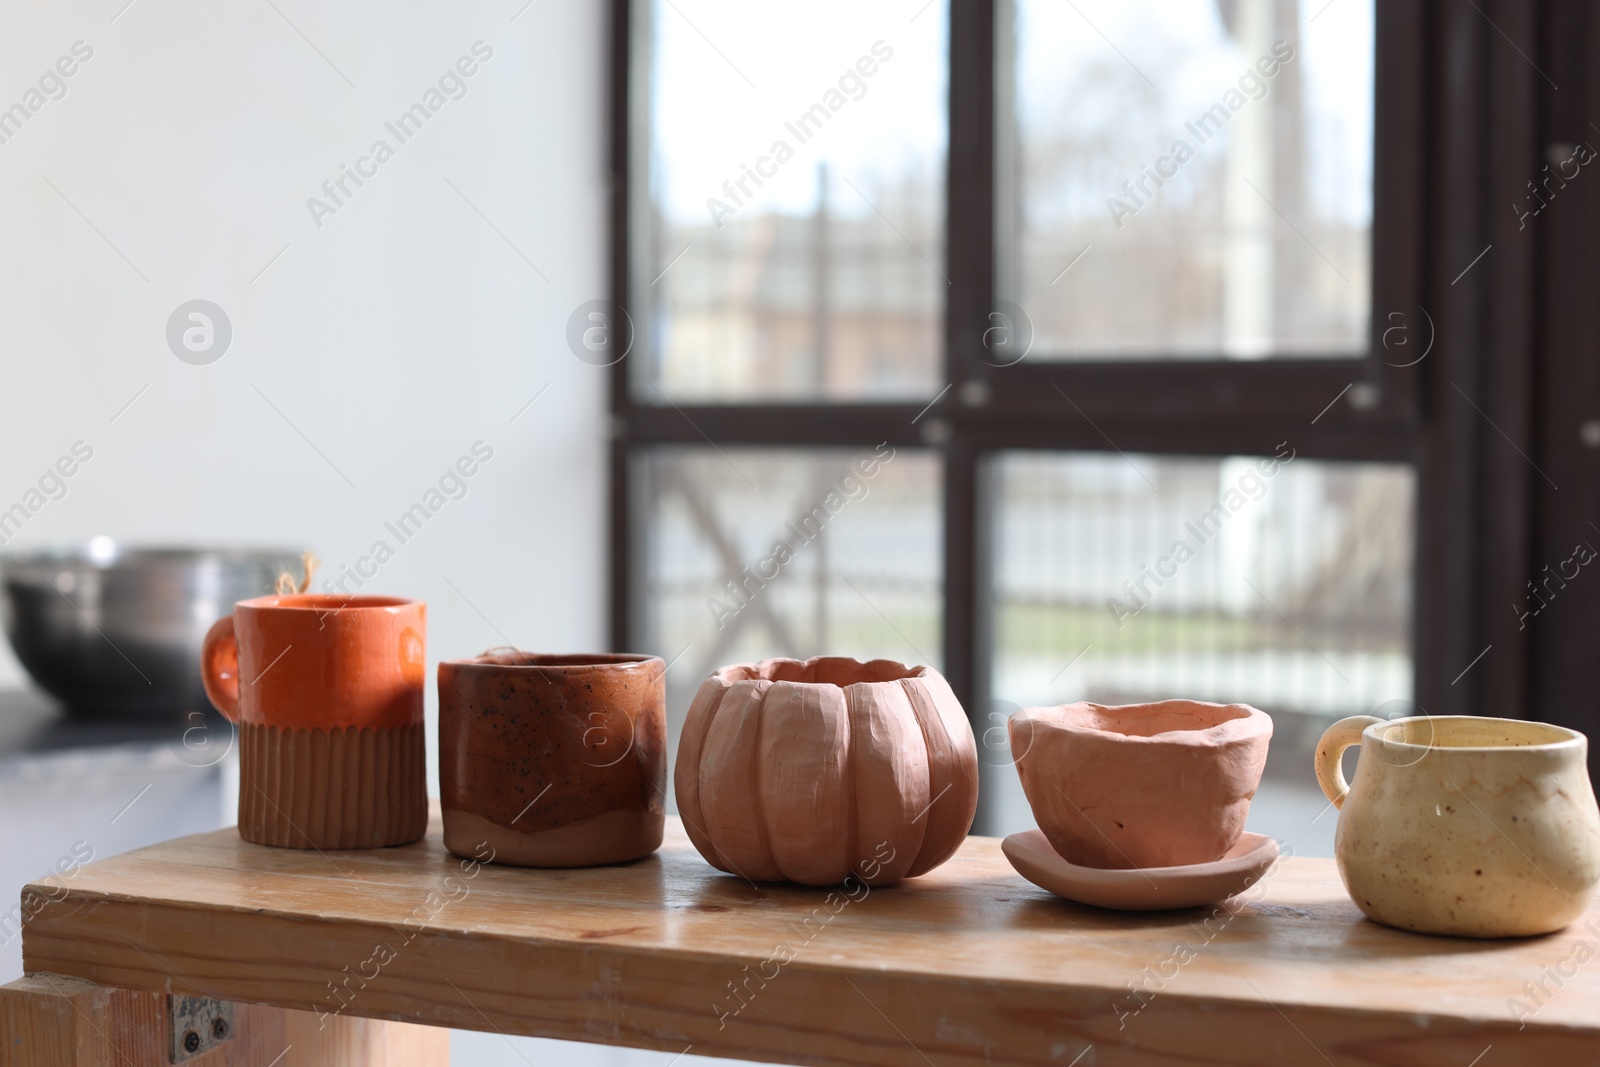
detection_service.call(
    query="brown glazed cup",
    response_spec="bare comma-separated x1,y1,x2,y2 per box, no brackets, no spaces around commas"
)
438,650,666,867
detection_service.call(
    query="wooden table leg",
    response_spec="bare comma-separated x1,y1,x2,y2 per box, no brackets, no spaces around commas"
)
0,974,450,1066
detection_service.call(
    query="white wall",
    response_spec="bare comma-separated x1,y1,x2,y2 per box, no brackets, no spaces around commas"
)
0,3,713,1062
0,0,608,696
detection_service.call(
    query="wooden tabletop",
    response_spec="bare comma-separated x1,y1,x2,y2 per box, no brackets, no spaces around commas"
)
20,815,1600,1067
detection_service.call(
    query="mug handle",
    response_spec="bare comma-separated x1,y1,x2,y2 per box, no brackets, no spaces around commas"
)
1314,715,1381,810
201,616,241,723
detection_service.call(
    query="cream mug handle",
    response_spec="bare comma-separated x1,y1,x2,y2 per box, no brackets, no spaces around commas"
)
1315,715,1382,810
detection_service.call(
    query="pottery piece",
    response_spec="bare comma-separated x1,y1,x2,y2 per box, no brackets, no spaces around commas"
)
201,594,428,849
1003,828,1280,910
438,650,666,867
675,656,978,886
1316,714,1600,938
1009,700,1272,869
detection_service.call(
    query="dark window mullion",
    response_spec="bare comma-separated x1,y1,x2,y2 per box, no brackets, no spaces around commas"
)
943,0,997,716
609,0,636,652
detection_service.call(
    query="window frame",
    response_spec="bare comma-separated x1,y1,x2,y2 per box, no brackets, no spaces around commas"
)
608,0,1552,762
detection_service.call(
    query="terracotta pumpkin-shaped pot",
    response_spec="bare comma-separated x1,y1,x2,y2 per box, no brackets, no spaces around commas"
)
675,657,978,886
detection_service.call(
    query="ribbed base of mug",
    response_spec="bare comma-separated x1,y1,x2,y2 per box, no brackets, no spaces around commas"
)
239,720,427,849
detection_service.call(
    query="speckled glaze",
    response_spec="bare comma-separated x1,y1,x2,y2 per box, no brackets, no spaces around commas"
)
1317,715,1600,938
1010,700,1273,870
438,651,666,867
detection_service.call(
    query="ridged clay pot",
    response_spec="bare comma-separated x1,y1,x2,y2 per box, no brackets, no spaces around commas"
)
201,594,428,849
1010,700,1272,869
675,657,978,886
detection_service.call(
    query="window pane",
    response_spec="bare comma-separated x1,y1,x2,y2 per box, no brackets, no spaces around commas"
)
984,451,1414,852
637,447,942,763
642,1,947,401
1002,0,1373,358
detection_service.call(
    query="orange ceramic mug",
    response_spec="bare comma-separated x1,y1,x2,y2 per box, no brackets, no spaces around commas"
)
201,594,428,849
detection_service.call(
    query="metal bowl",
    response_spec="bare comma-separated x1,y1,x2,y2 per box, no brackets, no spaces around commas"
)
1,540,306,717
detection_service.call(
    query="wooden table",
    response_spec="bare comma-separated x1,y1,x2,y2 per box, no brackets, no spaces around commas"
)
8,815,1600,1066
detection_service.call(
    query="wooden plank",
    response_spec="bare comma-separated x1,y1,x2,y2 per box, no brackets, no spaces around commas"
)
20,816,1600,1066
0,975,132,1067
0,974,448,1065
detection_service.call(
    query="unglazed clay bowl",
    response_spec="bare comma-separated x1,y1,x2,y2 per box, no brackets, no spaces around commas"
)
1003,828,1280,910
439,650,666,867
1317,714,1600,937
676,656,979,886
1009,700,1272,869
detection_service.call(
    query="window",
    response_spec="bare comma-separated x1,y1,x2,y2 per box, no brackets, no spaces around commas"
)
611,0,1552,833
638,0,948,401
989,452,1414,715
636,446,943,741
1000,0,1374,358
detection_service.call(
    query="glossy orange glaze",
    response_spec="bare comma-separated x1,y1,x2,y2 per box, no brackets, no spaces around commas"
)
202,594,425,730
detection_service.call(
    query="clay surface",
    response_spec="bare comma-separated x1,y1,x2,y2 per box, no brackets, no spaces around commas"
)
438,651,666,867
239,720,428,849
674,656,979,886
1010,699,1272,869
1318,714,1600,937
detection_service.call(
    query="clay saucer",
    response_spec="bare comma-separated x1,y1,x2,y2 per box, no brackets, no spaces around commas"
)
1001,829,1280,911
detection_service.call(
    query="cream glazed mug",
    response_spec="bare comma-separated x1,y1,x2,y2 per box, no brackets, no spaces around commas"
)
1316,714,1600,938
